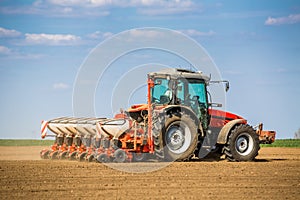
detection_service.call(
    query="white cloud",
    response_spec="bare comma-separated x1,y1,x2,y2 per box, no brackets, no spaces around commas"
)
136,0,198,15
47,0,194,8
88,0,115,7
113,29,165,43
0,46,12,54
265,14,300,25
1,0,197,17
132,0,194,7
120,29,215,42
0,5,44,15
47,0,85,7
87,31,113,40
0,27,22,37
129,29,163,38
0,45,44,59
53,83,70,90
47,0,114,7
43,0,197,16
0,3,110,17
138,7,193,15
25,33,81,45
179,29,216,37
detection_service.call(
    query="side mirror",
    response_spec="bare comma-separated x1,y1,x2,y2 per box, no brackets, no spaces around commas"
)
208,103,223,107
225,81,229,92
209,80,230,92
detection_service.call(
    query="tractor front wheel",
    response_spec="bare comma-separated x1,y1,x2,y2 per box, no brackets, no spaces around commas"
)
224,124,260,161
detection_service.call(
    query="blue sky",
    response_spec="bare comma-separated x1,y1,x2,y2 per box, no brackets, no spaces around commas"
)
0,0,299,139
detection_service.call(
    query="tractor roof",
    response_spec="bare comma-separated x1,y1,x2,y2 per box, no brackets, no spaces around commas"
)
148,68,210,82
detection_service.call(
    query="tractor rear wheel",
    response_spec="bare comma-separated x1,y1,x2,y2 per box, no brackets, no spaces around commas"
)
224,124,260,161
163,112,198,161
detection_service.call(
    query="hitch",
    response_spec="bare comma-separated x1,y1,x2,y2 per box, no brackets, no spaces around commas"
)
255,123,276,144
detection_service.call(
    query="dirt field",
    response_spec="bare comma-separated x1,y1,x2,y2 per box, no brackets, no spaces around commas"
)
0,147,299,199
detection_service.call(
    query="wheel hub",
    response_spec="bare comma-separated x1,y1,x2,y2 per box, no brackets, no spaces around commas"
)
235,132,254,156
166,122,192,154
169,129,184,149
236,137,248,153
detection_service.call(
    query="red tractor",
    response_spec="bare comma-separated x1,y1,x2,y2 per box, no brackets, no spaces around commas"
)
40,68,275,162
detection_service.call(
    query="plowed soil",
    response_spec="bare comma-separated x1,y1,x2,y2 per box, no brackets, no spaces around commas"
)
0,147,299,199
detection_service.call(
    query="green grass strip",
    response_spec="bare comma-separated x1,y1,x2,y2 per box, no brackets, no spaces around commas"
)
261,139,300,148
0,139,54,146
0,139,299,147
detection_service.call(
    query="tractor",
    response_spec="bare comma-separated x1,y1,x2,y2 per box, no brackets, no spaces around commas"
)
40,68,275,162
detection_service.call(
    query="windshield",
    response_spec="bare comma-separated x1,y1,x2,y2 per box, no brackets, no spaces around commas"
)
151,78,171,105
176,78,207,119
188,79,207,107
176,79,207,106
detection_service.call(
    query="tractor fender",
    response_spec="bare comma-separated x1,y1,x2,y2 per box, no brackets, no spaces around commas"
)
217,119,247,144
163,105,200,126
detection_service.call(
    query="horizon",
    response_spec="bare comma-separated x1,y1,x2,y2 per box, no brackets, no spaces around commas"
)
0,0,299,139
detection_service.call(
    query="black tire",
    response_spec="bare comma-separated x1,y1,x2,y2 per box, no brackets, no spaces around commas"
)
69,151,77,161
162,112,198,161
113,149,127,163
79,152,87,162
132,152,148,162
50,151,58,160
59,151,68,160
87,154,95,162
152,113,165,159
97,153,110,163
224,124,260,161
40,150,49,159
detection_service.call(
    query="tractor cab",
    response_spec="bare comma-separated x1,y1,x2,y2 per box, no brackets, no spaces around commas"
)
149,68,210,129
